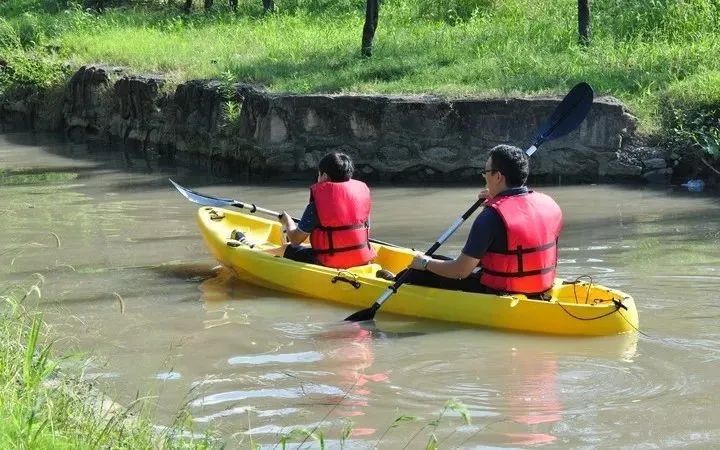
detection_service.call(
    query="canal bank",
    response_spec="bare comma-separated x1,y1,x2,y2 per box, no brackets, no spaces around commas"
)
2,65,675,185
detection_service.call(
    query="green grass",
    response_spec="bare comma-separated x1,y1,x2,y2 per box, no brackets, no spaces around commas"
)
1,0,720,131
0,275,471,448
0,276,211,449
0,169,79,185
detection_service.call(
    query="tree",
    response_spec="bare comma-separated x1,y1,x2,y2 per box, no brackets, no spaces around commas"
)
578,0,590,45
361,0,379,57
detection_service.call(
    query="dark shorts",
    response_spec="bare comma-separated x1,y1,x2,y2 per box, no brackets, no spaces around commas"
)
397,269,491,294
395,254,493,294
283,245,318,264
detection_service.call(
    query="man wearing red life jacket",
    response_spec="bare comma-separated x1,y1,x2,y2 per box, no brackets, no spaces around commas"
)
278,152,376,269
403,144,563,296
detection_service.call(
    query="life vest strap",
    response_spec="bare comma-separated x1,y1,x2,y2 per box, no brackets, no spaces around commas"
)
317,222,370,255
314,242,372,255
482,266,556,277
490,240,556,255
316,222,369,232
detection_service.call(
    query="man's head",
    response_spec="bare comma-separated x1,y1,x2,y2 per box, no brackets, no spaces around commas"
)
318,152,354,182
484,144,529,197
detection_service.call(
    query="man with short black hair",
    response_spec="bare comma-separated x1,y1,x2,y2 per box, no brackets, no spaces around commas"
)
402,144,564,296
278,152,376,269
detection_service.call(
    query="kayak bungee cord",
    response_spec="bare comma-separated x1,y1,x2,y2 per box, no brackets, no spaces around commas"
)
571,274,595,304
556,274,649,337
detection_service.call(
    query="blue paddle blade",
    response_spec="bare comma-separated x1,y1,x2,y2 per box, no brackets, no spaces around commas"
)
533,82,594,147
169,179,235,207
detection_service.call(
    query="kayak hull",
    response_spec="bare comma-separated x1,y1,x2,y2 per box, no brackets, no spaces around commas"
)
196,207,639,336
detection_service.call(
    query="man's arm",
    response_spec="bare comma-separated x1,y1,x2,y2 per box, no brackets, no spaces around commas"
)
285,225,309,245
280,202,316,245
410,208,500,278
424,253,480,279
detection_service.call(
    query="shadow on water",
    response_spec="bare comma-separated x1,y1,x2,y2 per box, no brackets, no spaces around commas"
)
150,261,219,282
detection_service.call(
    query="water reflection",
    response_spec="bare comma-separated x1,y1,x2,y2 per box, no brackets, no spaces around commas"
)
501,348,563,445
195,269,394,439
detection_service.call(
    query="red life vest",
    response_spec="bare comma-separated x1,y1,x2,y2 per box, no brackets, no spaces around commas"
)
479,192,563,294
309,179,376,269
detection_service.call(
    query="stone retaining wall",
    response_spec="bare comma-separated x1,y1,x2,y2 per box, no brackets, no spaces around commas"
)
1,65,670,183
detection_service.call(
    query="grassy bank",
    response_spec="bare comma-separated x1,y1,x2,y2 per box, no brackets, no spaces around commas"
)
0,275,210,448
1,0,719,175
2,0,720,124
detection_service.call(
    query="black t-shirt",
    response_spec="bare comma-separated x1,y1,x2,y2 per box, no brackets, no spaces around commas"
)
461,187,529,259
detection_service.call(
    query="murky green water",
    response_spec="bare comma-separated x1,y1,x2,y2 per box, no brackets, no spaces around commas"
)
2,132,719,448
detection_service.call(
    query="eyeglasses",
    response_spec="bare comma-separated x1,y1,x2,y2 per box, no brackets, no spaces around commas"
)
482,169,498,175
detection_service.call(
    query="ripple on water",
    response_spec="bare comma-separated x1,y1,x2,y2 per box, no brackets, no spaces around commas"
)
191,383,347,408
355,331,699,447
227,351,324,365
153,371,181,381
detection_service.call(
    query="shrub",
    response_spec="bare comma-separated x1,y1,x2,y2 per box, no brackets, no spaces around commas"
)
660,70,720,179
415,0,497,24
593,0,720,41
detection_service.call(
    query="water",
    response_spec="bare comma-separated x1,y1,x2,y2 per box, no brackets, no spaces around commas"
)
1,132,719,448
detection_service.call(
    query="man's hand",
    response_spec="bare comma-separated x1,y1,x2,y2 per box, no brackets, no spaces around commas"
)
410,252,431,271
478,188,491,201
279,211,296,231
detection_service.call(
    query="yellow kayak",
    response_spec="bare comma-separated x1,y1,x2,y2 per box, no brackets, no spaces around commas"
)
196,206,639,336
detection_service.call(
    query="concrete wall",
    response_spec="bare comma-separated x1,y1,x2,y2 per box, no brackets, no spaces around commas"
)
1,65,668,184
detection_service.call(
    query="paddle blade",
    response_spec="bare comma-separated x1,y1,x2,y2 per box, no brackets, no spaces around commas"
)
533,82,594,147
344,304,379,322
169,179,235,208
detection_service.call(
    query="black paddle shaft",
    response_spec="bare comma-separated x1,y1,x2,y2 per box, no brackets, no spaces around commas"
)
389,198,483,289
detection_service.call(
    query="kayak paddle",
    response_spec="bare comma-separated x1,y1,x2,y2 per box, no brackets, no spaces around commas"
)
169,179,400,248
345,82,594,322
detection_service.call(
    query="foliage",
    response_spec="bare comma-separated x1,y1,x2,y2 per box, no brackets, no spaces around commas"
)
414,0,498,25
0,169,79,185
660,70,720,176
0,277,212,448
592,0,720,41
0,17,69,94
1,0,720,132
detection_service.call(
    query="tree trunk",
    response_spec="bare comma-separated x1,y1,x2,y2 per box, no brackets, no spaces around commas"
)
204,0,213,10
361,0,380,57
578,0,590,46
262,0,274,13
183,0,192,12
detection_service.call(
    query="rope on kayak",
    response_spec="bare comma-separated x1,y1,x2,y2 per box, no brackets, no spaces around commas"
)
555,300,623,321
569,274,594,304
563,276,653,337
616,307,652,338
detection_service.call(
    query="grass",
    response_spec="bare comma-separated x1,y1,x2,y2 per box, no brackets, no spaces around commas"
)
0,273,475,448
1,0,720,131
0,168,79,185
0,274,212,449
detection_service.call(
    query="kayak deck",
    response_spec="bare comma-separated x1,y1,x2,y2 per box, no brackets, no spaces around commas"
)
196,207,639,336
